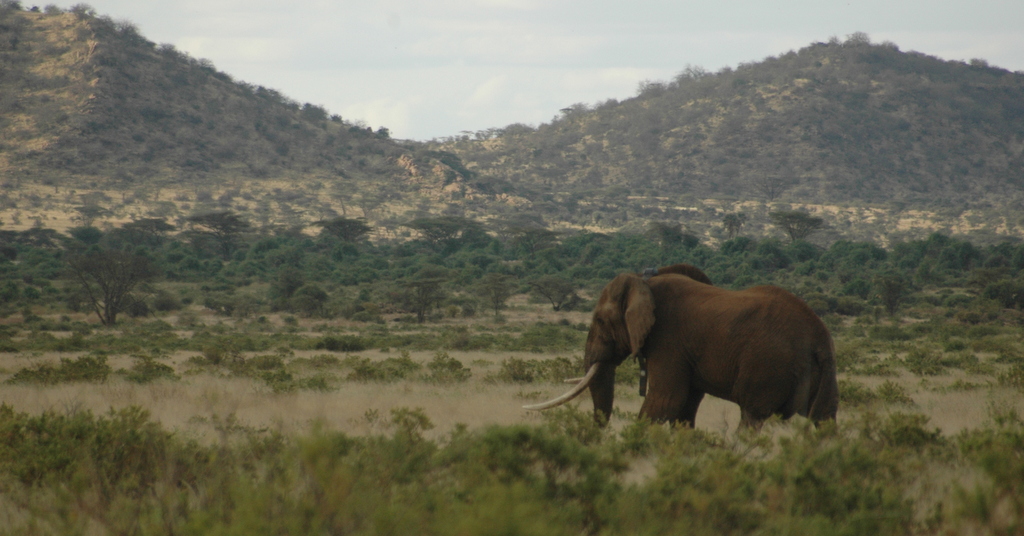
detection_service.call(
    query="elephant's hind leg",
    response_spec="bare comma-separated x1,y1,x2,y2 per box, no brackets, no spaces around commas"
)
676,390,704,427
739,408,766,430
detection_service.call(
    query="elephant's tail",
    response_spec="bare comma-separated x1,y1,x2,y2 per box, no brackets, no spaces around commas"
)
808,336,839,423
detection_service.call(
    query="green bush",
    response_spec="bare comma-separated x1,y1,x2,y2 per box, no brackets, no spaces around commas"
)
6,354,111,384
838,379,878,407
0,402,1022,534
869,325,912,341
316,335,368,352
510,323,586,352
490,356,579,383
903,347,948,376
876,412,943,448
425,351,471,383
998,364,1024,390
344,352,421,382
122,357,179,383
876,380,915,405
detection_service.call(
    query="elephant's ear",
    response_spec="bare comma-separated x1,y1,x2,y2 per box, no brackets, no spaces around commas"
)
623,276,655,355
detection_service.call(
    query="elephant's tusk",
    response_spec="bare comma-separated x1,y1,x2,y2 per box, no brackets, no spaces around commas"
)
563,376,584,384
523,363,600,411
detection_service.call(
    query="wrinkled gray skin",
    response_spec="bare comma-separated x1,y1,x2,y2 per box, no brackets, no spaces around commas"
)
581,264,838,427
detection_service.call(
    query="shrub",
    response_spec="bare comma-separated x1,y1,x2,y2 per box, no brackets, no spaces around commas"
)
152,289,182,312
998,364,1024,390
199,344,241,365
122,357,179,383
838,379,877,406
490,357,579,383
512,323,586,352
495,356,538,383
425,351,471,383
877,412,942,448
345,353,421,382
6,354,111,384
317,335,368,352
869,325,911,341
903,347,947,376
834,296,867,316
876,380,914,405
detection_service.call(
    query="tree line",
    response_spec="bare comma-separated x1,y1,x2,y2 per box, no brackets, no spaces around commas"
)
2,211,1023,326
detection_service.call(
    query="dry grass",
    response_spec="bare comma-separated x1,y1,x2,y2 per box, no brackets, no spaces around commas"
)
2,344,1018,444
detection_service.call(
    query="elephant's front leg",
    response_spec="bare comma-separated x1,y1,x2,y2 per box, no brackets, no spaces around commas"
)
588,363,618,425
638,364,693,424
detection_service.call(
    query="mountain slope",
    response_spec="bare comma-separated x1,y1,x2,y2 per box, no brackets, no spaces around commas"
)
0,6,466,193
440,36,1024,209
4,7,1024,244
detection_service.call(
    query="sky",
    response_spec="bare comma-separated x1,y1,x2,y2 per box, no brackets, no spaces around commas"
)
47,0,1024,141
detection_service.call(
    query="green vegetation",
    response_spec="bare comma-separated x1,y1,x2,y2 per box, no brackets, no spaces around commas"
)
3,212,1024,332
0,404,1022,534
2,218,1024,534
6,353,111,384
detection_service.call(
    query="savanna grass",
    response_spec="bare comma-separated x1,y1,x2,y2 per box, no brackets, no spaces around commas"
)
1,401,1024,534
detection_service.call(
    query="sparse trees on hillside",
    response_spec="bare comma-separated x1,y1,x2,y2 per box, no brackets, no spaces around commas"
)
723,213,748,239
752,177,790,202
648,222,684,248
406,216,487,253
509,226,559,255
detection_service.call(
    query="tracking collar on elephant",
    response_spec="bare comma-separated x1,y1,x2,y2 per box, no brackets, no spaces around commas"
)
635,351,648,397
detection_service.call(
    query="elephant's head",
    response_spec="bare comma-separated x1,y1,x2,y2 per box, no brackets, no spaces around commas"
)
524,273,655,420
584,273,655,369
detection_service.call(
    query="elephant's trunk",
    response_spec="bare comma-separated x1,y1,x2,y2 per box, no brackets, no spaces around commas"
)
522,363,601,411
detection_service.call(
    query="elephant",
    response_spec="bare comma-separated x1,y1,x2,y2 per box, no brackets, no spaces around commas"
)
524,263,838,428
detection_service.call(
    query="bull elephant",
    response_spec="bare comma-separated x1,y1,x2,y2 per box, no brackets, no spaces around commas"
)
525,264,838,428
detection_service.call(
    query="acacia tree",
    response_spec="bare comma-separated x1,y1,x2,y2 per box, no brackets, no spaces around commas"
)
406,216,486,253
185,211,251,258
476,273,516,317
752,176,790,202
402,266,449,323
874,271,908,318
529,275,580,311
314,217,372,243
508,226,559,255
769,211,824,242
66,250,159,325
648,221,683,248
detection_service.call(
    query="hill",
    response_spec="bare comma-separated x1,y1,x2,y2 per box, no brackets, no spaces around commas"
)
435,34,1024,241
3,6,1024,245
0,4,484,232
441,34,1024,207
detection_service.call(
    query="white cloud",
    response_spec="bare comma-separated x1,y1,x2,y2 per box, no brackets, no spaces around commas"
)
342,98,415,134
176,37,294,63
466,75,510,108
